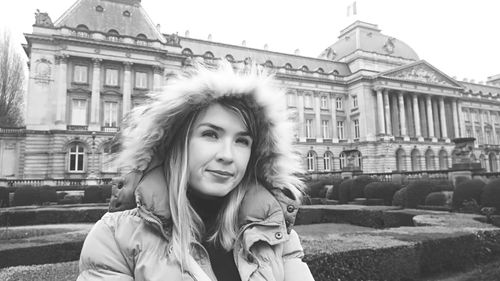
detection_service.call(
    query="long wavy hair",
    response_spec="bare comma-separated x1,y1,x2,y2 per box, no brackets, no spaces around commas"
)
116,62,305,269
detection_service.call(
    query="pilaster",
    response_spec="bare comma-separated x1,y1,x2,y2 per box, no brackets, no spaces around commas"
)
412,94,423,141
122,62,133,117
314,93,322,143
426,95,436,142
89,58,102,131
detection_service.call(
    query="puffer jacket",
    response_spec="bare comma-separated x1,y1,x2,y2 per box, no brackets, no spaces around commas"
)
78,165,314,281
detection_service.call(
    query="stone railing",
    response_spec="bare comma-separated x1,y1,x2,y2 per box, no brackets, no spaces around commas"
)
0,178,113,187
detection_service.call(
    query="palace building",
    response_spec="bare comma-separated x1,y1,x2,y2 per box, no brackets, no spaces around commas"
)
1,0,499,180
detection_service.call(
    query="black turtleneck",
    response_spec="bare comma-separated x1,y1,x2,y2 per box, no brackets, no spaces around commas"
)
187,190,242,281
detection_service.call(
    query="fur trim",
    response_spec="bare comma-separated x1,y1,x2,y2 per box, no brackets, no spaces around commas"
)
116,62,305,200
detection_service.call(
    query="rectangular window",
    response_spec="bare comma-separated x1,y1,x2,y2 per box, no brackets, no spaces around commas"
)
304,95,312,108
287,93,296,107
105,69,119,86
135,72,148,89
305,119,313,138
337,121,344,139
322,120,329,139
104,101,118,127
69,145,85,172
354,119,360,139
320,96,328,109
73,65,88,83
352,95,358,108
336,97,343,110
71,99,87,125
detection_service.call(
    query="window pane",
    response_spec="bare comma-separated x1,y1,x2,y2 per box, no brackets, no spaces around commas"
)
135,72,147,88
106,69,118,86
72,99,87,125
77,153,84,171
70,154,76,170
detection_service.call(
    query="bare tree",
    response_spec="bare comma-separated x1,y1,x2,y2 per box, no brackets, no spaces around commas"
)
0,29,25,127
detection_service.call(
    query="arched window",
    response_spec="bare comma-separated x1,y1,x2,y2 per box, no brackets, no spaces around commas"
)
480,154,487,170
339,152,346,170
439,150,449,170
123,10,131,17
332,70,339,75
136,33,147,39
203,51,214,59
68,143,85,172
396,148,406,171
95,5,104,12
323,151,333,171
411,149,421,171
108,29,119,35
300,65,309,72
101,143,118,173
182,48,193,56
284,63,293,69
107,29,120,42
489,153,498,172
76,24,89,30
263,60,273,68
425,149,435,170
306,151,316,172
225,54,234,62
316,68,324,73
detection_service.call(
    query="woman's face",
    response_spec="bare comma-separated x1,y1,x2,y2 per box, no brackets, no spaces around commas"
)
188,103,253,197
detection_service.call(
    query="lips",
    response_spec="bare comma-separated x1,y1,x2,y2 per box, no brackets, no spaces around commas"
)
206,169,234,177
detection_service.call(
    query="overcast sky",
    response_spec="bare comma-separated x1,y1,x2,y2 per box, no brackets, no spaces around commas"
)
1,0,498,82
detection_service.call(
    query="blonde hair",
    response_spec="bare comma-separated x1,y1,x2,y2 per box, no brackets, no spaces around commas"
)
116,62,305,270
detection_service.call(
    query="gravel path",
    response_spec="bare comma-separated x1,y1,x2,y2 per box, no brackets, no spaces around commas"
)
0,261,79,281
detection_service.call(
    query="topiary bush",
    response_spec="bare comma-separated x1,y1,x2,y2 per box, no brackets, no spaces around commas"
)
13,187,40,206
0,187,9,207
364,182,401,206
480,179,500,214
305,180,329,198
325,185,337,200
424,191,453,207
338,179,354,204
39,187,57,204
452,179,485,211
392,187,407,207
83,186,104,203
405,180,436,208
101,185,112,202
349,176,376,201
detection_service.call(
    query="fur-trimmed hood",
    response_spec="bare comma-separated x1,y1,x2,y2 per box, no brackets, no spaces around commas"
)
116,62,305,200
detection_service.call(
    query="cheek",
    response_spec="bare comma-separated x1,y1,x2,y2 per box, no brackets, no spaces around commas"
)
237,148,252,172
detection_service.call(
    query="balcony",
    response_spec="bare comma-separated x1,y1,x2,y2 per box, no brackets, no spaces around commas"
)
67,125,88,131
102,126,119,133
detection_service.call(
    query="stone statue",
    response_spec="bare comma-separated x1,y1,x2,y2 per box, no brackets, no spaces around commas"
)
324,47,336,60
167,33,180,45
35,9,54,27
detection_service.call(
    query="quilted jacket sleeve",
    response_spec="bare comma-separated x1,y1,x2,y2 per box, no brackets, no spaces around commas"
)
282,230,315,281
77,212,135,281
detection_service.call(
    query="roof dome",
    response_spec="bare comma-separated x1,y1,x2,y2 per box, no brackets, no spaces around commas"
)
320,21,419,61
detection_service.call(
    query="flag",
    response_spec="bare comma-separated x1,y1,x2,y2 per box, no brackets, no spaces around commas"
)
347,1,357,16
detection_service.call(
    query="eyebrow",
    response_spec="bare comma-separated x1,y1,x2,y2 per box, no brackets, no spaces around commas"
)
197,123,251,137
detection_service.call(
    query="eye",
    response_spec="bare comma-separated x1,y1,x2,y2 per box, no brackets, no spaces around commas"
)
201,130,218,139
236,137,252,146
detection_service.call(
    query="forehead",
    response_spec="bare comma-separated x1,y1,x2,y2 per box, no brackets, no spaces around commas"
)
193,103,248,131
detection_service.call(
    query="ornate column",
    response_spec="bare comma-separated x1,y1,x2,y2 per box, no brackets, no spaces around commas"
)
55,54,68,127
439,97,449,141
479,110,485,144
492,112,498,144
122,62,133,117
297,92,305,142
398,91,408,140
376,88,385,136
452,99,460,139
383,89,392,136
330,94,338,143
426,95,436,142
90,58,102,130
314,93,322,142
153,66,163,91
471,109,477,141
412,94,422,141
457,101,465,137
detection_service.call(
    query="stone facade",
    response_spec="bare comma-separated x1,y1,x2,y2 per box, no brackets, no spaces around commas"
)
1,0,499,179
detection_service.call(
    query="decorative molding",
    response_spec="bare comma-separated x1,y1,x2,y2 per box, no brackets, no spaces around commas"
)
386,64,453,86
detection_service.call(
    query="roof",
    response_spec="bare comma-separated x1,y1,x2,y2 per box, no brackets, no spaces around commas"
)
178,37,351,76
320,21,419,62
54,0,164,42
460,81,500,98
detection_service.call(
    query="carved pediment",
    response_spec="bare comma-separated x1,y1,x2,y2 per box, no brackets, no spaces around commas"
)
381,61,462,88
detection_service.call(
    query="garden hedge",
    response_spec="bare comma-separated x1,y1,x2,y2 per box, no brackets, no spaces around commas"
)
364,182,401,206
480,179,500,214
392,187,407,207
452,179,485,211
405,180,436,208
424,191,453,207
0,187,9,207
13,187,58,206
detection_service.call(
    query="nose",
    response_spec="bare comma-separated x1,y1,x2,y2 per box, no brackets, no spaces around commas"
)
215,139,234,163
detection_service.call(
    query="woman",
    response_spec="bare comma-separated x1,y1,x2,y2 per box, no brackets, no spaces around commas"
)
78,62,315,281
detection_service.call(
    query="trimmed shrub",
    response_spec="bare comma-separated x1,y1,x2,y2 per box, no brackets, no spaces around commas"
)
58,194,83,205
480,179,500,214
350,176,376,200
424,191,453,207
433,180,454,191
364,182,401,206
452,179,485,211
83,186,104,203
13,187,40,206
39,187,57,204
57,191,68,201
338,179,354,204
405,180,436,208
392,187,407,207
0,187,9,207
101,185,112,202
325,185,337,200
305,180,329,198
